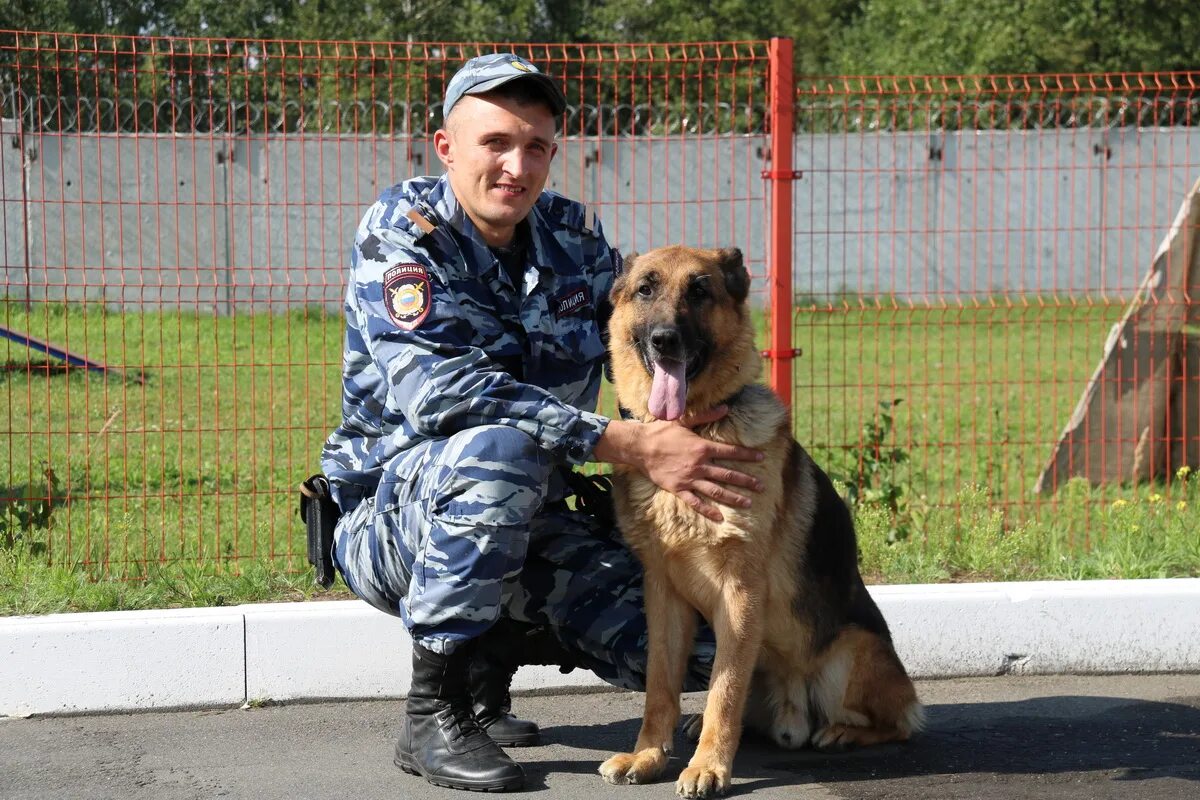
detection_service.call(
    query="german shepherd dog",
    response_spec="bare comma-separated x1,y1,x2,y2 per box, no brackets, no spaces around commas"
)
599,246,923,797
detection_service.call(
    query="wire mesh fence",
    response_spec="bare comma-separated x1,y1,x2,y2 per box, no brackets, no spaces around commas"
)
2,29,1198,580
0,31,772,576
790,72,1200,545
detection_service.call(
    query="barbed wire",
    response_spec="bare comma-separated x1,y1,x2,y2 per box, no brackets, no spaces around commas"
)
3,89,1196,135
805,95,1200,132
1,88,768,136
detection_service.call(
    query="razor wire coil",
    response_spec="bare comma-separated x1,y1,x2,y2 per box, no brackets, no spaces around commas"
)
4,89,1197,136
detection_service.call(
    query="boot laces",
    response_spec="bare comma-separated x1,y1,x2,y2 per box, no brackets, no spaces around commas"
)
445,703,486,744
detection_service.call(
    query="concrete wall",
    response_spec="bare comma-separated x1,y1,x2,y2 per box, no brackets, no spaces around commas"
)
3,128,1199,312
797,128,1200,299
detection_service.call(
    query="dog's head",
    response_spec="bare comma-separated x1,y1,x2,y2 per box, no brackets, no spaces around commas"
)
607,245,760,421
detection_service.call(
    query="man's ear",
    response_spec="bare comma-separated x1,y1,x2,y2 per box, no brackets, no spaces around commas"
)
717,247,749,304
434,128,453,169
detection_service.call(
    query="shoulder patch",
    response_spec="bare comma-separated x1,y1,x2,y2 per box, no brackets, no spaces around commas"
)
383,263,432,330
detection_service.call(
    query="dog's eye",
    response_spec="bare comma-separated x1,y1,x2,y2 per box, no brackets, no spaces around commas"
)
687,283,709,302
636,283,654,298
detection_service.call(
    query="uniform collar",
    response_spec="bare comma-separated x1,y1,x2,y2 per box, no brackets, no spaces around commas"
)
419,176,502,280
421,175,575,285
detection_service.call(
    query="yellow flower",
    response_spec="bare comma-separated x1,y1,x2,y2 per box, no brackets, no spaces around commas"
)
1177,465,1192,481
1178,501,1188,512
1110,499,1128,509
1148,493,1163,503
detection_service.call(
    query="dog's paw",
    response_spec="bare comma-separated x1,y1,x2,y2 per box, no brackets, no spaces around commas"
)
769,705,812,750
599,749,668,786
676,761,731,798
811,724,857,751
680,713,704,743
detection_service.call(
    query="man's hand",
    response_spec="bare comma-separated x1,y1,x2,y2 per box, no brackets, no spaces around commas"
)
593,406,765,523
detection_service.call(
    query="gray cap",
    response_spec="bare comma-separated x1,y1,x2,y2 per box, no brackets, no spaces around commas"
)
442,53,567,120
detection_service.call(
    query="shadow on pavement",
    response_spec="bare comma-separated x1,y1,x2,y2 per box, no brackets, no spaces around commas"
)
538,695,1200,793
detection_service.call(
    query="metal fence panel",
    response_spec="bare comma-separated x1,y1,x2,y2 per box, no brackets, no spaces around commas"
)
22,133,228,310
790,76,1200,531
3,31,1198,576
0,32,772,575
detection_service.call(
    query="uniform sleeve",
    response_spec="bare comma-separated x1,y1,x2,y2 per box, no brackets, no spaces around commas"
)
352,222,608,467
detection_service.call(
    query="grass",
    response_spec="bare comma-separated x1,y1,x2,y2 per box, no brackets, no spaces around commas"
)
2,297,1197,615
791,299,1120,504
855,472,1200,584
2,300,347,613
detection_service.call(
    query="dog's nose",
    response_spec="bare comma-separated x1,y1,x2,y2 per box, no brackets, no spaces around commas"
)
649,327,682,358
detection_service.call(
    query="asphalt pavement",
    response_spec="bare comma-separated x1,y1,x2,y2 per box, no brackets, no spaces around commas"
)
2,674,1199,800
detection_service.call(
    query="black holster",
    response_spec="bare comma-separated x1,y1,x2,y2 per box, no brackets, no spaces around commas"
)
562,469,616,529
299,474,340,588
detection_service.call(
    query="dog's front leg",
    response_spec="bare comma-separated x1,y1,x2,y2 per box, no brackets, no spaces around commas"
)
677,580,765,798
599,570,697,786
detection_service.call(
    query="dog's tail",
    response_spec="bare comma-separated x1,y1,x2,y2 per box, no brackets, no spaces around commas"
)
898,699,926,736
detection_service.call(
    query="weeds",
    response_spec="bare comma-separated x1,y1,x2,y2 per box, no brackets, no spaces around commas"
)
835,398,914,543
856,470,1200,585
1,465,60,559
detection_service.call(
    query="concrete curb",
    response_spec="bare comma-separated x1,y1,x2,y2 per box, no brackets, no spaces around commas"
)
3,578,1198,717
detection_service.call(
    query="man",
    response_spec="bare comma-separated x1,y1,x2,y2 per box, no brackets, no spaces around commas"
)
321,53,764,792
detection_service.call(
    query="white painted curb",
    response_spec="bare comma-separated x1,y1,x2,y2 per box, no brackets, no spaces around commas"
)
0,606,246,716
2,579,1198,717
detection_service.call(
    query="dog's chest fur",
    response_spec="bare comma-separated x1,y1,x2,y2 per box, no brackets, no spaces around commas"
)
615,385,790,555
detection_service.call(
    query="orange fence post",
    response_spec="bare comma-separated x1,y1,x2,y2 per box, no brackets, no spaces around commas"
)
766,37,795,406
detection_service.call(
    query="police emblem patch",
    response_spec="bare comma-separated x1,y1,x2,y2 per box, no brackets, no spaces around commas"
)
383,263,431,330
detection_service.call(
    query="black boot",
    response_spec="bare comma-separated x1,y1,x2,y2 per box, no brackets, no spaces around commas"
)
469,638,539,747
394,642,525,792
470,620,583,747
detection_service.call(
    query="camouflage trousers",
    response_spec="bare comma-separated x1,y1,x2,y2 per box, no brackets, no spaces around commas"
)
332,424,714,692
333,424,710,695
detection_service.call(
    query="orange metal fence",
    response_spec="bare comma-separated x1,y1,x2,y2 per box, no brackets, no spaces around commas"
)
789,71,1200,524
2,30,1198,576
0,31,772,574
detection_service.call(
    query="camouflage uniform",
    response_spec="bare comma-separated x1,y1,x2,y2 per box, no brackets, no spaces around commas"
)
321,174,713,691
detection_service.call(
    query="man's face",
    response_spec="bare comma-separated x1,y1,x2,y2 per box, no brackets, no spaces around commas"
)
434,92,558,248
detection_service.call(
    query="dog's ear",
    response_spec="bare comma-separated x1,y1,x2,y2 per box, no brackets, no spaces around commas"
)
717,247,749,304
610,251,637,298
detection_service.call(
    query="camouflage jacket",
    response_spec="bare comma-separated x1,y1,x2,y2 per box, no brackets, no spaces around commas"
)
321,175,622,513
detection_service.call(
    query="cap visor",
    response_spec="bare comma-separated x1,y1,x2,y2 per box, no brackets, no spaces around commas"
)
463,73,566,115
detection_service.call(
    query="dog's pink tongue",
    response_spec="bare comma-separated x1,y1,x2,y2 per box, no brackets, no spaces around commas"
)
648,360,688,421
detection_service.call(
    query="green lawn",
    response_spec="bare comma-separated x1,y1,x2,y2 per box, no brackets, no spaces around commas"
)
2,303,343,596
2,298,1196,614
791,300,1118,504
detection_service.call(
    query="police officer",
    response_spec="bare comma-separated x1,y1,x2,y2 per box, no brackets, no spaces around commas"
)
321,53,763,792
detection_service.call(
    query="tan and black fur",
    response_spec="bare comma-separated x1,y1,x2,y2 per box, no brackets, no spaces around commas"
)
598,246,923,798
